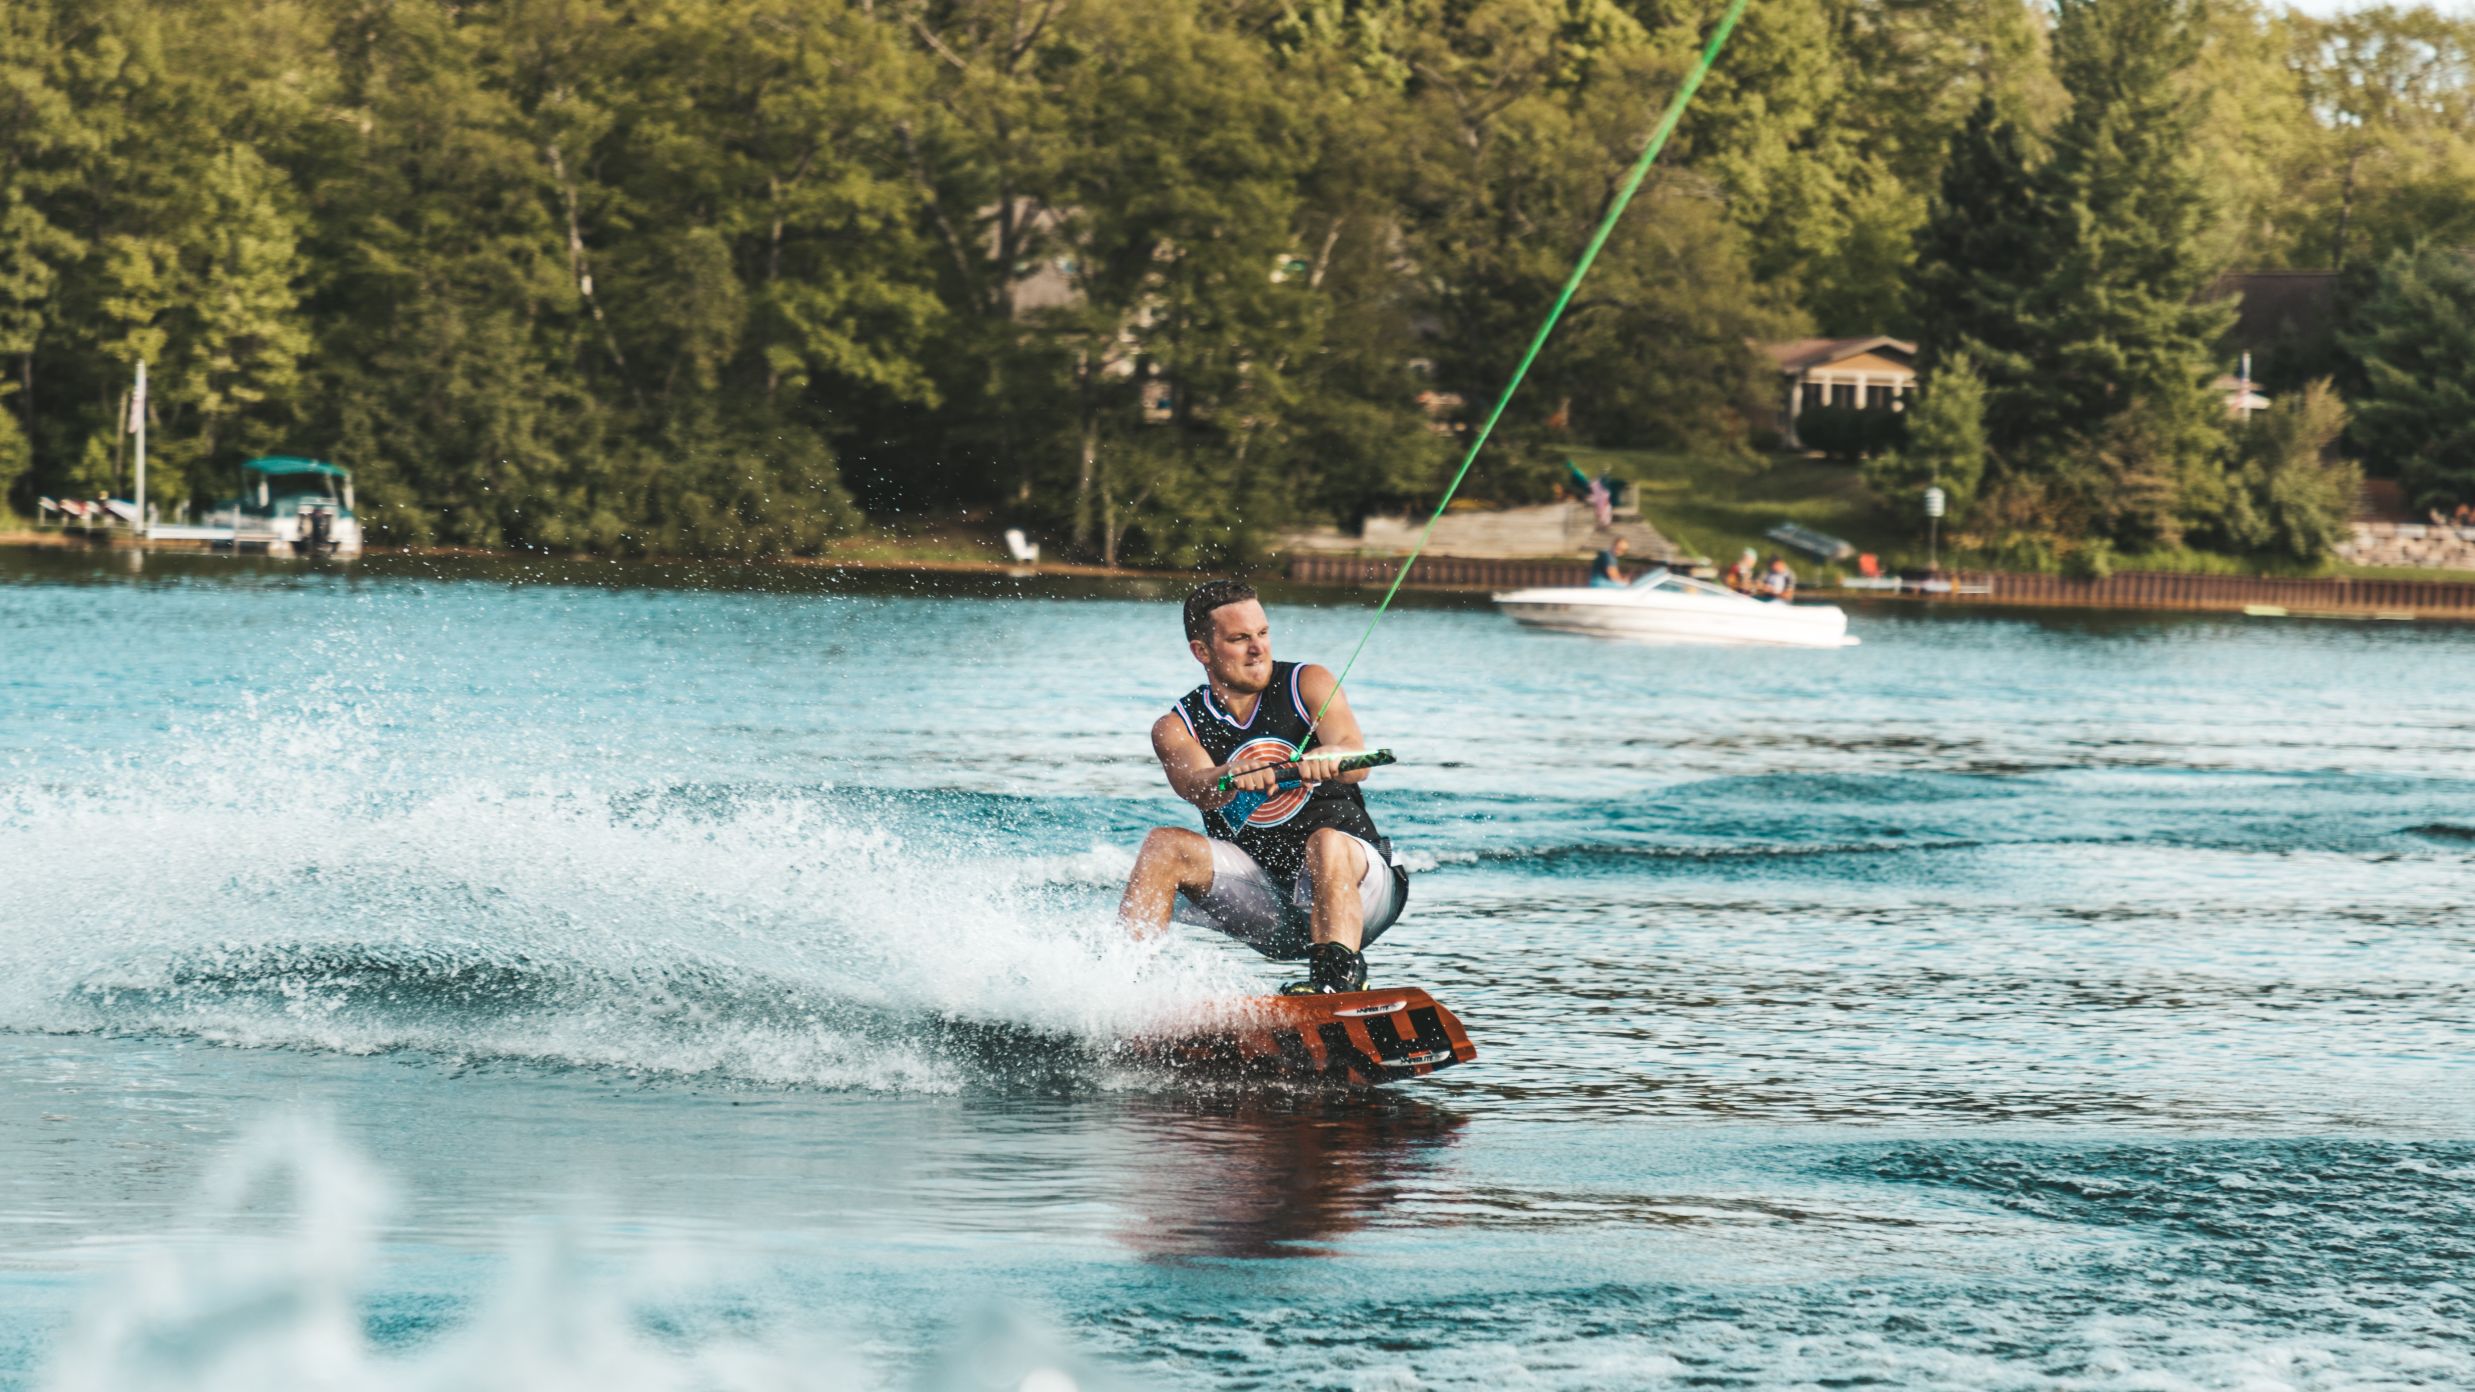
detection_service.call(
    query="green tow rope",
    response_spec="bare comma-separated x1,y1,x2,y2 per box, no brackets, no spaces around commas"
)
1302,0,1753,741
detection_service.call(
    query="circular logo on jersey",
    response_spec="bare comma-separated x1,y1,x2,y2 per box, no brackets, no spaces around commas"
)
1230,737,1311,827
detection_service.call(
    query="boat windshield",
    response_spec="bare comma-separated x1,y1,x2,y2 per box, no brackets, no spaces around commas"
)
263,473,341,503
1625,568,1745,599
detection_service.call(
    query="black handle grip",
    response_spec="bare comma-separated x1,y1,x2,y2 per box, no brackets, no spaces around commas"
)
1216,748,1396,792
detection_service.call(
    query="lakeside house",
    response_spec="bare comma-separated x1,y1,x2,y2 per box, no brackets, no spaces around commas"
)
2205,270,2339,359
1759,336,1916,449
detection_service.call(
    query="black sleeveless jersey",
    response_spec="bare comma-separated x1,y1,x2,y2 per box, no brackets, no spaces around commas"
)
1171,660,1386,881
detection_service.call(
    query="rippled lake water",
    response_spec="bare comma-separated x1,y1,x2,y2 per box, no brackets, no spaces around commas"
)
2,548,2471,1391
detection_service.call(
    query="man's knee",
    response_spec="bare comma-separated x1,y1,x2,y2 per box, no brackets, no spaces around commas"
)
1140,826,1213,880
1304,827,1364,879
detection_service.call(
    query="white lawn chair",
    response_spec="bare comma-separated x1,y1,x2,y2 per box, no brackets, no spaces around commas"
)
1004,528,1040,564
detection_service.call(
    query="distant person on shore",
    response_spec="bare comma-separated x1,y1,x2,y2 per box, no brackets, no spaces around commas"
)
1590,536,1631,588
1722,548,1758,593
1757,555,1796,602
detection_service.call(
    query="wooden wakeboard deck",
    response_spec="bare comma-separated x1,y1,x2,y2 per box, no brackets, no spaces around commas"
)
1138,987,1477,1085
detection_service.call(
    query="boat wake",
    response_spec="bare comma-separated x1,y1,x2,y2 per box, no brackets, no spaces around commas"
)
0,760,1253,1093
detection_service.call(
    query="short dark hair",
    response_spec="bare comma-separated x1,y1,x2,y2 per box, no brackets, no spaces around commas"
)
1183,579,1258,644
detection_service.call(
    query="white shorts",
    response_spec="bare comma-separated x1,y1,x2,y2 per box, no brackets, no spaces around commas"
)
1175,834,1407,961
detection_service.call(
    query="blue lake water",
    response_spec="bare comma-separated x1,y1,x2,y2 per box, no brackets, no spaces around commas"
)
2,548,2471,1391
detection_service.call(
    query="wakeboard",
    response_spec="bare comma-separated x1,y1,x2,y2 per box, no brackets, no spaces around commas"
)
1135,987,1477,1086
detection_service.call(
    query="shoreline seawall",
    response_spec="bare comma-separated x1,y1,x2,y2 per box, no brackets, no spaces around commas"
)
1283,551,2475,621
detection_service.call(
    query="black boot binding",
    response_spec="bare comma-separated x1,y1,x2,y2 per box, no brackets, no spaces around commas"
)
1279,942,1368,995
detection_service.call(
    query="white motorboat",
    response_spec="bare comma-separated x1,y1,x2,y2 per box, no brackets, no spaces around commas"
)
1492,568,1857,647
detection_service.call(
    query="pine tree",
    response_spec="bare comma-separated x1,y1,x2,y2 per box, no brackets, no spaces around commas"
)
1915,0,2236,548
2027,0,2234,544
1864,352,1988,524
1909,98,2046,456
2346,244,2475,511
178,144,311,469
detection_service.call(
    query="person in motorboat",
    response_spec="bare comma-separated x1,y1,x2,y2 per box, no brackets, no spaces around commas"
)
1590,535,1631,588
1722,547,1759,593
1115,580,1409,995
1757,554,1797,602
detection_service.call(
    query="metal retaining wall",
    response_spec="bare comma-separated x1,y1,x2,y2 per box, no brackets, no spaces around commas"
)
1283,552,2475,618
1285,553,1592,592
1974,570,2475,617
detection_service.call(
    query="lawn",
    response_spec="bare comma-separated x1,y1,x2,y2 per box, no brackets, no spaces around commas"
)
2335,562,2475,584
1568,446,1920,576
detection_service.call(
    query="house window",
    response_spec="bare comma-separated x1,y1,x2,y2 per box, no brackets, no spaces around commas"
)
1801,382,1825,411
1830,382,1856,408
1866,384,1894,410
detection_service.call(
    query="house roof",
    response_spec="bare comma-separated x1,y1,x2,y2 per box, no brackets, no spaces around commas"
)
243,455,348,477
2204,271,2339,349
1758,336,1917,374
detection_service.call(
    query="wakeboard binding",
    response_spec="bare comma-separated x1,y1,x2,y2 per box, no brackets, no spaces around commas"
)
1279,941,1368,996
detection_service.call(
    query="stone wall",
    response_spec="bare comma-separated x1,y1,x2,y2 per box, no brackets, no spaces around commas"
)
2334,522,2475,571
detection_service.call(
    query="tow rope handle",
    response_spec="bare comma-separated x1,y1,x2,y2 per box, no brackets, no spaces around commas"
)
1214,749,1397,828
1215,748,1397,794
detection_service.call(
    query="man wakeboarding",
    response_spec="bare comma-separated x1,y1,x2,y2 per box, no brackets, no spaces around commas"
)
1117,580,1408,994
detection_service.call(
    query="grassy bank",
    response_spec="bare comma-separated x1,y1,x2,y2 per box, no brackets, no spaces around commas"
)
1569,447,1913,573
1572,446,2461,584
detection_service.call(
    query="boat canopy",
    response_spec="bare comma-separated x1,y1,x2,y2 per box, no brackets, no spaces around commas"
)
243,456,349,477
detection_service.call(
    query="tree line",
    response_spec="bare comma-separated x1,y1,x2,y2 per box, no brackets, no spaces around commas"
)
1,0,2471,567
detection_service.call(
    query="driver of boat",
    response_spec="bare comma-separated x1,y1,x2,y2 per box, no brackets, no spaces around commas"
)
1758,554,1797,601
1115,580,1409,996
1590,535,1631,588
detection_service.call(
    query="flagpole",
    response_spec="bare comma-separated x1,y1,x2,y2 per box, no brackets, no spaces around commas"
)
132,361,147,541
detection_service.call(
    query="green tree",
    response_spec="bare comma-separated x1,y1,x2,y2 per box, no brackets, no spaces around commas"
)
1864,352,1987,523
2208,379,2359,562
0,0,95,507
1705,0,2061,336
2289,7,2475,271
1390,0,1789,474
2187,0,2318,270
2025,0,2231,472
0,387,28,510
1916,0,2234,549
2346,244,2475,511
175,145,311,472
1910,98,2045,446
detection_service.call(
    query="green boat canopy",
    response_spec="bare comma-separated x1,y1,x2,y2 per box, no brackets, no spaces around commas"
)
243,455,349,477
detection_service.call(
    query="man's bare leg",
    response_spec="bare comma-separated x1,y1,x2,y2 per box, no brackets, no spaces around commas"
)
1118,827,1215,939
1303,827,1368,951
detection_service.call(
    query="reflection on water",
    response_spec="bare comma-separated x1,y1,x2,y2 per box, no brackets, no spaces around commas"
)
1113,1095,1468,1260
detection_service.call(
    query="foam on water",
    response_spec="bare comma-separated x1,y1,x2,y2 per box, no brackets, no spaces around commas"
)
0,687,1250,1092
37,1120,1120,1392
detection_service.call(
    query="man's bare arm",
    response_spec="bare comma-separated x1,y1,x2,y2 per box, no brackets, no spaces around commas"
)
1154,713,1237,810
1293,664,1373,784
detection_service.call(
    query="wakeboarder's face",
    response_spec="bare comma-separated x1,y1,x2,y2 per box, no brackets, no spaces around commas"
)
1192,599,1273,695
